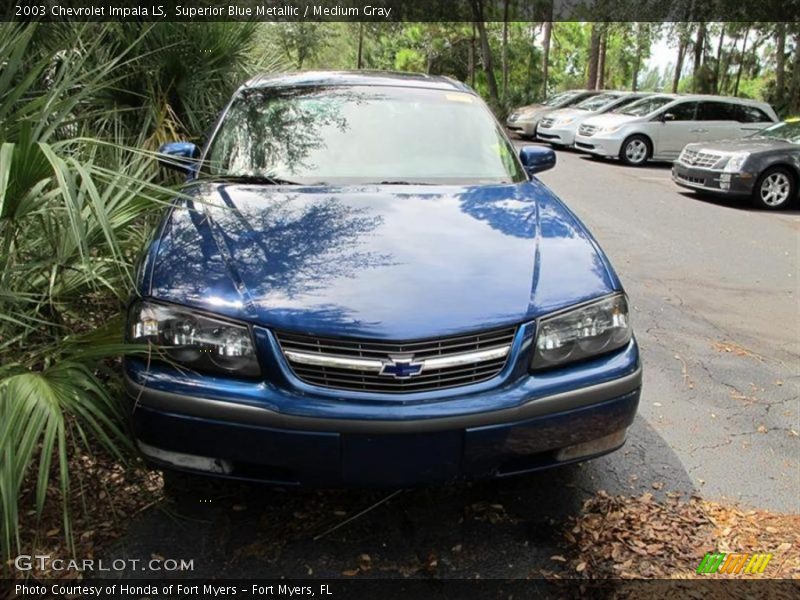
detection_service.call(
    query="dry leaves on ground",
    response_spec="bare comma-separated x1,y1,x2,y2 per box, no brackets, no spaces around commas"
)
8,450,162,580
550,490,799,580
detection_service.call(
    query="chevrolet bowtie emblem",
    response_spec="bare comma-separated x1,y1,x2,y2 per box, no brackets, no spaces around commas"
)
379,355,424,379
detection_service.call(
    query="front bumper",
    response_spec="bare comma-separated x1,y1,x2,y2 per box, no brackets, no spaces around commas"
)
126,339,642,486
506,118,538,137
536,125,577,146
672,162,755,196
574,134,623,157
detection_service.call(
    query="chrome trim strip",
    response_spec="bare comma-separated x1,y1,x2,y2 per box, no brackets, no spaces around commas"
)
283,345,512,373
283,350,384,372
422,346,510,369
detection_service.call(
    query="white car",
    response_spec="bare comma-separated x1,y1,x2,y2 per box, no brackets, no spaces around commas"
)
573,94,778,166
506,90,600,138
536,91,653,147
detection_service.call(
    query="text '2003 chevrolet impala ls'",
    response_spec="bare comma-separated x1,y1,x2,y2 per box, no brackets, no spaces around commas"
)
126,72,642,487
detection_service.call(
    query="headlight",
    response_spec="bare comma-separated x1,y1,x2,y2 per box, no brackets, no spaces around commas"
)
723,152,750,173
129,300,261,377
555,117,576,126
598,124,623,134
531,294,632,370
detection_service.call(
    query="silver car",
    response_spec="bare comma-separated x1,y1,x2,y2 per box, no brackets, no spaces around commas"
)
506,90,600,138
536,91,653,148
573,94,778,166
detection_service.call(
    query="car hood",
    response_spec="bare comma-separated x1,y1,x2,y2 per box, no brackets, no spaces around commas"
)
512,105,556,120
146,182,618,339
544,108,591,121
581,112,640,129
684,137,797,154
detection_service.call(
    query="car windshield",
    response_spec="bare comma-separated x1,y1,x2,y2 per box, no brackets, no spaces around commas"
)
574,93,621,111
544,91,578,106
751,120,800,144
615,95,674,116
205,85,525,185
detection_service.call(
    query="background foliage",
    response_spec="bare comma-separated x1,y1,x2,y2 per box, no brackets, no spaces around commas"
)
1,17,794,569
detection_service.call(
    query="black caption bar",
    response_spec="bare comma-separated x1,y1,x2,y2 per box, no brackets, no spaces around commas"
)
6,579,800,600
3,0,800,22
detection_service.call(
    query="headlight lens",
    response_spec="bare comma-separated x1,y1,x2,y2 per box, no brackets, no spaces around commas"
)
556,117,576,126
599,124,623,134
531,294,632,370
129,301,261,377
723,152,750,173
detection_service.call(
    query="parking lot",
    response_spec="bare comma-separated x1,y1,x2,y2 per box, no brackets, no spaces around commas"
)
111,144,798,579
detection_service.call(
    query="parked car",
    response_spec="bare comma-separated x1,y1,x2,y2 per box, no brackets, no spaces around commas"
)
506,89,601,138
127,72,641,488
536,91,653,147
574,94,778,166
672,118,800,210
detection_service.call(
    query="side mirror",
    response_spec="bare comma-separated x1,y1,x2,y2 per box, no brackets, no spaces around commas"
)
519,145,556,175
661,113,676,122
158,142,200,174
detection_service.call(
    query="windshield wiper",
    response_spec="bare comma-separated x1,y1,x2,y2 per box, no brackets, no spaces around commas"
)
212,174,301,185
374,180,435,185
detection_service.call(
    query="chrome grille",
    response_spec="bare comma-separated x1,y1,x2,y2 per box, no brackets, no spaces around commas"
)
578,124,598,136
539,117,555,129
276,326,517,394
679,148,723,168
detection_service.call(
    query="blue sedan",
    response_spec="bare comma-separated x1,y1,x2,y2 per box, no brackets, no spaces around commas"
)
126,72,641,487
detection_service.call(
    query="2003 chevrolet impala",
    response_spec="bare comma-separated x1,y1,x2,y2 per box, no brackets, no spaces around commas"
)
126,72,642,487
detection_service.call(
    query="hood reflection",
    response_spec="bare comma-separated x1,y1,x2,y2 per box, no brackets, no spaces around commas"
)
149,182,616,339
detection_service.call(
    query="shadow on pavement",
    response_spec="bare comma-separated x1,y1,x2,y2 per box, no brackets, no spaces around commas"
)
676,190,800,215
108,415,695,579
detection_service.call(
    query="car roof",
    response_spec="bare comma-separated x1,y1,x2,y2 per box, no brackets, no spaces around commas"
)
241,70,474,94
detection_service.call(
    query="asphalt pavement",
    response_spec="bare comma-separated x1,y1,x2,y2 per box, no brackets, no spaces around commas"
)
110,142,798,579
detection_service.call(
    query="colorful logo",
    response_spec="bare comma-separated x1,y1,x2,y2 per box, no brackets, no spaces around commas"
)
697,552,773,575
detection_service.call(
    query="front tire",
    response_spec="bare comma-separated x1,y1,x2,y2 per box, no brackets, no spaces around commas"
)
619,135,650,166
752,167,796,210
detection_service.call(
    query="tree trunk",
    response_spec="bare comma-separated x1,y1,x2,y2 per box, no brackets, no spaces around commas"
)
501,0,509,101
672,38,687,93
631,24,642,91
469,22,476,88
788,31,800,113
587,24,601,89
472,2,499,106
733,27,750,96
597,26,607,89
541,20,552,97
713,23,726,94
692,22,705,92
775,22,786,108
356,23,364,69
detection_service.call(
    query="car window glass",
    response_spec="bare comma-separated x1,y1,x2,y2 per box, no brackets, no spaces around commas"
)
612,95,643,110
615,95,673,116
664,102,698,121
700,101,739,121
562,93,594,107
753,120,800,143
206,85,526,185
574,93,620,111
738,105,771,123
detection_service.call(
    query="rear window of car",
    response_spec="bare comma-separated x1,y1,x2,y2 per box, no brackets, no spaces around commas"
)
737,105,773,123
